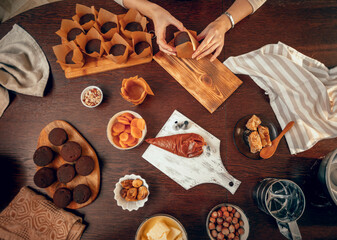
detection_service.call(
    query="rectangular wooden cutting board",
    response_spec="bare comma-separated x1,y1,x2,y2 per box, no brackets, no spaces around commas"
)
154,52,242,113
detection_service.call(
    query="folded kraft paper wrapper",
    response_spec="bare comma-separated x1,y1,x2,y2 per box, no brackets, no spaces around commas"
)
55,19,85,44
173,30,199,58
119,8,147,39
72,3,98,31
94,8,119,40
130,31,153,59
0,187,85,240
121,75,154,105
53,40,85,68
103,32,132,64
76,27,105,58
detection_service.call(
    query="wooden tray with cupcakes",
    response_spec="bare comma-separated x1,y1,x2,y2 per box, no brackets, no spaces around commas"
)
53,4,153,79
33,120,100,209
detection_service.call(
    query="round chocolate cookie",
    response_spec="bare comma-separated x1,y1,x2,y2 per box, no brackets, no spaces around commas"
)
109,44,126,56
60,141,82,162
65,51,75,64
174,32,191,47
67,28,83,41
48,128,68,146
53,187,72,208
101,21,117,34
125,22,143,32
135,41,150,55
33,146,54,166
75,156,95,176
34,167,56,188
57,164,76,183
85,39,101,54
79,13,95,25
73,184,91,204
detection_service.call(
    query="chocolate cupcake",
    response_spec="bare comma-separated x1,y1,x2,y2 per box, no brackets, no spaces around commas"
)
109,44,126,56
57,164,76,183
60,141,82,162
53,187,72,208
34,167,56,188
125,22,143,32
135,41,150,55
79,13,95,25
33,146,54,167
174,32,191,47
73,184,91,204
75,156,95,176
85,39,101,54
65,51,75,64
48,128,68,146
67,28,83,41
101,21,117,34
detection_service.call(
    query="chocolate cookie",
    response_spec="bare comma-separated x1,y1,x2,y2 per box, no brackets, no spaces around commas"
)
79,13,95,25
60,141,82,162
65,51,75,64
125,22,143,32
57,164,76,183
73,184,91,204
101,21,117,34
109,44,126,56
53,187,72,208
33,146,54,166
67,28,83,41
48,128,68,146
174,32,191,47
135,41,150,55
85,39,101,54
34,167,56,188
75,156,95,176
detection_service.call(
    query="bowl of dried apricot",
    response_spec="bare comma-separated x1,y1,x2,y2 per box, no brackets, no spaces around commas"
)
107,110,147,150
206,203,249,240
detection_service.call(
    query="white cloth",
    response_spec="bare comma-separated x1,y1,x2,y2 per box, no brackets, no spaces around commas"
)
0,24,49,117
224,42,337,154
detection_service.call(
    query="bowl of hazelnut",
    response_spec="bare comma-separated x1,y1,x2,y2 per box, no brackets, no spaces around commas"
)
81,86,103,108
114,174,149,211
206,203,249,240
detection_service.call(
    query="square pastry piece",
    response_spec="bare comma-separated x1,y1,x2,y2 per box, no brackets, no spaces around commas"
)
248,131,263,153
246,115,261,131
258,125,272,147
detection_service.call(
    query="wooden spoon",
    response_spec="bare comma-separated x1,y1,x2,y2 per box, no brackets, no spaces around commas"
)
260,121,295,159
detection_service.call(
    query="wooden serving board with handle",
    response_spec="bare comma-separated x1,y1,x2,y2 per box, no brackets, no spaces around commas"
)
154,52,242,113
37,120,100,209
142,110,241,194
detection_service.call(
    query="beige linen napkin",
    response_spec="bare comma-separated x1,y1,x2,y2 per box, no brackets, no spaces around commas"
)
224,42,337,155
0,24,49,117
0,187,85,240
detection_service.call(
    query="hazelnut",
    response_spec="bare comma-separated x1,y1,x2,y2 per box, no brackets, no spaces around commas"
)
239,220,244,226
234,223,240,229
223,211,230,217
223,222,229,228
221,228,229,236
217,210,223,218
216,224,222,232
228,233,235,239
211,230,218,238
234,212,241,218
217,218,224,225
217,232,224,239
221,206,227,212
211,211,218,218
238,228,245,235
225,217,232,223
227,206,233,212
209,217,216,223
232,217,238,224
209,222,215,230
229,225,235,233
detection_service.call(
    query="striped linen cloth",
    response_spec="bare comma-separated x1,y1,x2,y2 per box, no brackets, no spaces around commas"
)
224,42,337,154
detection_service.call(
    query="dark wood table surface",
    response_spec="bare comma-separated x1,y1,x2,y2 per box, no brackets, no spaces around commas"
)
1,0,337,239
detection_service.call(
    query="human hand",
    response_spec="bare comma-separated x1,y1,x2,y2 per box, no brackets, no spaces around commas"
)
150,6,186,55
192,15,230,62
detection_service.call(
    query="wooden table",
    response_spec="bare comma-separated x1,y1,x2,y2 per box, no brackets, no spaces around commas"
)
1,0,337,239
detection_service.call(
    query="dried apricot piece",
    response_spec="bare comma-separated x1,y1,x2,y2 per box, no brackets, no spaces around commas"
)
131,118,138,128
136,118,146,130
124,125,131,133
112,122,125,133
113,136,121,147
111,130,119,136
131,126,142,138
125,135,135,144
117,116,130,125
119,140,128,148
121,112,135,121
119,132,129,142
127,139,138,147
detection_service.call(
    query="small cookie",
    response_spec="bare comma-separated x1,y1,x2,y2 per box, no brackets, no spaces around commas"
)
60,141,82,162
33,146,54,166
48,128,68,146
53,187,72,208
34,167,56,188
73,184,91,204
75,156,95,176
57,164,76,183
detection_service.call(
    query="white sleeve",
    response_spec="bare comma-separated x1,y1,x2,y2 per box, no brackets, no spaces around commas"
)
247,0,266,13
114,0,126,8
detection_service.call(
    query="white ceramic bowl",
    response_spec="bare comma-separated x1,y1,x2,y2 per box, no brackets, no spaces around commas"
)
107,110,147,150
114,174,149,211
135,214,188,240
81,86,103,108
206,203,249,240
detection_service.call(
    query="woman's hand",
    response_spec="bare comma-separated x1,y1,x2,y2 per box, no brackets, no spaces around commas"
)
192,15,231,62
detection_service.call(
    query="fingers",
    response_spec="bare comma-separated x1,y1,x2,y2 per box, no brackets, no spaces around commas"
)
171,18,186,32
210,45,223,62
156,27,176,55
192,34,214,59
196,28,208,41
196,43,218,60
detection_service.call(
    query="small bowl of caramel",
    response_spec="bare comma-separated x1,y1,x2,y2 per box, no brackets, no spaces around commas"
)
81,86,103,108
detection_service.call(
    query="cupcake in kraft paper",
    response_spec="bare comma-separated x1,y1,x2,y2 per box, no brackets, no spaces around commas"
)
130,32,152,59
53,41,85,68
119,9,147,39
72,4,98,31
114,174,150,211
173,30,199,58
94,8,119,40
55,19,85,44
77,27,105,58
103,32,132,64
